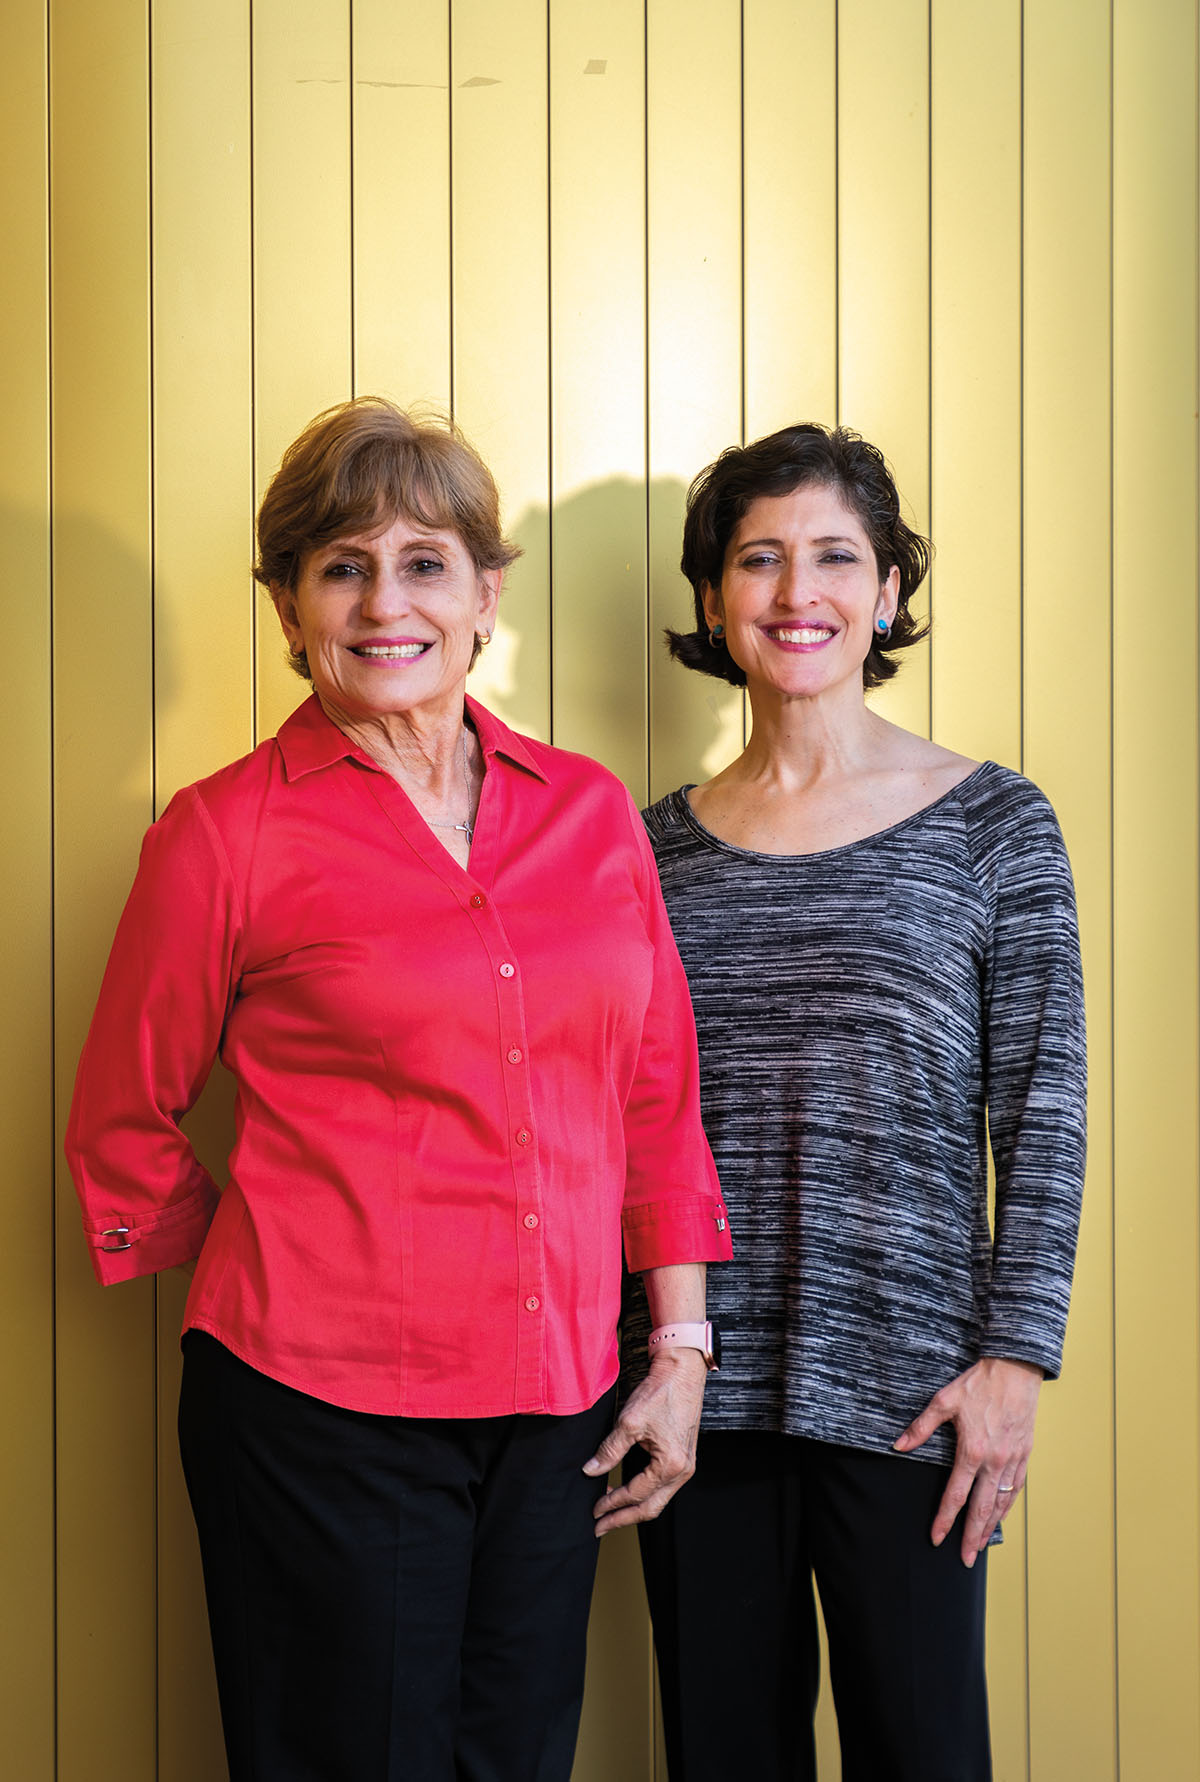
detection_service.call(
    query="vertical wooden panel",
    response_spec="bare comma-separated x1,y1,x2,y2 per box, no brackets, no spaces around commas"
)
253,0,353,741
1022,5,1117,1779
742,0,838,437
353,1,452,408
451,0,551,741
0,5,55,1776
838,0,931,740
1111,2,1200,1776
646,0,743,803
50,0,158,1775
151,3,254,1775
152,0,254,809
929,0,1023,771
930,8,1028,1772
548,0,648,795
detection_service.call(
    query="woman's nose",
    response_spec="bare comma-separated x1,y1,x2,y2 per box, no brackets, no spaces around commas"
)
775,562,817,608
360,566,409,619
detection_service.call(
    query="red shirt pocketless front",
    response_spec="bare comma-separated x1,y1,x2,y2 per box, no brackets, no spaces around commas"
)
66,695,730,1416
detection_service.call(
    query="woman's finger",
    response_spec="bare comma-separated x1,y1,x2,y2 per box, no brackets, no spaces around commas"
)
930,1456,979,1550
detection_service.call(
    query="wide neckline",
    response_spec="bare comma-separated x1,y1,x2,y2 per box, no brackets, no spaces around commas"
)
673,760,997,863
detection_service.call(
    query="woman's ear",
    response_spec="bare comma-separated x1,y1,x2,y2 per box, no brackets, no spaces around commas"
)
701,581,724,633
271,585,303,654
876,565,901,631
476,568,503,634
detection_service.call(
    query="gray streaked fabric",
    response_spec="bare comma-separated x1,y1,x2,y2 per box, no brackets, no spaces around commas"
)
622,763,1087,1468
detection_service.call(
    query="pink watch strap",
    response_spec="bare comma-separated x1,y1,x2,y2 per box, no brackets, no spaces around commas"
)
646,1321,718,1370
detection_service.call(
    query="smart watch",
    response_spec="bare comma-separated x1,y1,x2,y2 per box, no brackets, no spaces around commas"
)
646,1320,721,1371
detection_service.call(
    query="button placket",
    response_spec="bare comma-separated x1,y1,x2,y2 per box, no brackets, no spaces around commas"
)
465,887,545,1406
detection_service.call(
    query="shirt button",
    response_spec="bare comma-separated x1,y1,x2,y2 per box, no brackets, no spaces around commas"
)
507,1047,523,1064
470,893,486,909
523,1213,539,1230
516,1129,532,1146
525,1296,540,1312
499,962,515,978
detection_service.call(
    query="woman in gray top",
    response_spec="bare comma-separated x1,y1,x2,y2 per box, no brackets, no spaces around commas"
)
625,423,1086,1782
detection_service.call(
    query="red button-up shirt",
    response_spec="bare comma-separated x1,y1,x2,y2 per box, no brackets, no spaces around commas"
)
67,695,730,1416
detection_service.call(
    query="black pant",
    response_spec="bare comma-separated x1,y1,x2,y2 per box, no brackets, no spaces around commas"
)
178,1332,613,1782
636,1431,991,1782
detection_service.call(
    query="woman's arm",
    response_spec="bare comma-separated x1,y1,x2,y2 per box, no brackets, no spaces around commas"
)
584,1262,709,1535
66,788,240,1282
580,801,730,1534
894,782,1087,1563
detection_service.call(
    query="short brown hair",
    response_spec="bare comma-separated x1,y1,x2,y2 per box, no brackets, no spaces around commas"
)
670,422,931,691
254,397,521,679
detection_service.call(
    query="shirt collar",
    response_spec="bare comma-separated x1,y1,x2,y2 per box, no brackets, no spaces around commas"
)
276,692,551,786
464,694,550,783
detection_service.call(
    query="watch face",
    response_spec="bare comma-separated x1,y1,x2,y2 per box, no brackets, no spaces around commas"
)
709,1322,722,1370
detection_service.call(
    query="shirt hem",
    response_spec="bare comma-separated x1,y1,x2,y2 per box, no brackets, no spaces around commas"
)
183,1318,619,1419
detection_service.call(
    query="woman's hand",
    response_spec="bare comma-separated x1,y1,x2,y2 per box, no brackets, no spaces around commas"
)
893,1356,1044,1566
583,1349,707,1536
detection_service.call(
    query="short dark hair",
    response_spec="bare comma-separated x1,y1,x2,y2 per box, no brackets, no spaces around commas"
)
669,422,931,691
254,397,521,680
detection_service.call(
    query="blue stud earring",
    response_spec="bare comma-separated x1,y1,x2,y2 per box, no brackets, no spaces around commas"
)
875,617,891,638
708,623,726,647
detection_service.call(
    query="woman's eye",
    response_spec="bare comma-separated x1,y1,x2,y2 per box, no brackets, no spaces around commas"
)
740,553,778,569
323,561,362,579
821,552,856,566
409,557,444,575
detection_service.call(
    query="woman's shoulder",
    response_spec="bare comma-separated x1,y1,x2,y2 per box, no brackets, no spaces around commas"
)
640,787,690,842
950,761,1074,892
951,759,1063,832
163,733,286,831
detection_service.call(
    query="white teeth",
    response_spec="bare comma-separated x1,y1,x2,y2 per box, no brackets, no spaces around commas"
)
773,627,832,644
355,643,427,658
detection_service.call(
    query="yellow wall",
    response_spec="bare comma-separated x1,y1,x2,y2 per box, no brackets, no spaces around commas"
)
3,2,1196,1777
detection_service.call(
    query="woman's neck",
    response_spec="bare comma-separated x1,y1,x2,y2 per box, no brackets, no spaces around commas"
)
729,679,885,791
318,693,469,791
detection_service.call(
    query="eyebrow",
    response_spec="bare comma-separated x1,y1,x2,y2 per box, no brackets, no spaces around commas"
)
318,532,449,554
735,534,860,549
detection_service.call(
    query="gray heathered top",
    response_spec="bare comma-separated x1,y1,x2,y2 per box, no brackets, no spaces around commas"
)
622,763,1087,1468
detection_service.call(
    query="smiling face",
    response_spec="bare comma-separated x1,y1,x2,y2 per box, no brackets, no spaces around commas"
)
703,483,899,702
272,514,500,729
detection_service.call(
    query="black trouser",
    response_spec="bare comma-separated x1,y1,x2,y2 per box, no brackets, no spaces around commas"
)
636,1430,991,1782
178,1332,612,1782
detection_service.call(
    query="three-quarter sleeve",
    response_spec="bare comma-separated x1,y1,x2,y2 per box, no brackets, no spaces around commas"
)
974,790,1088,1376
618,799,731,1274
66,789,241,1284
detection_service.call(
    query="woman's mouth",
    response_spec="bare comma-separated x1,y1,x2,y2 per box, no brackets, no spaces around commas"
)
764,625,835,647
351,641,432,659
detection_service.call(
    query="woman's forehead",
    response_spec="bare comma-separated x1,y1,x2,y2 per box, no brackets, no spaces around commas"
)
731,483,868,542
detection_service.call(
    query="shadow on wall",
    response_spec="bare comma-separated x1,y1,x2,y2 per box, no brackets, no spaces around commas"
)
45,499,242,1199
491,475,739,798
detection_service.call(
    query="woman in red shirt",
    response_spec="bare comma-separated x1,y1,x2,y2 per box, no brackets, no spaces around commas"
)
67,397,731,1782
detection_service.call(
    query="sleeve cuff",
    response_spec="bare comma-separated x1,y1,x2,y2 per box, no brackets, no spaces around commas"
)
82,1183,220,1286
622,1193,732,1273
979,1327,1063,1383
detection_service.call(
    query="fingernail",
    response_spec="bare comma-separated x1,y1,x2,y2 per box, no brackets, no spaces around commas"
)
582,1458,602,1475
